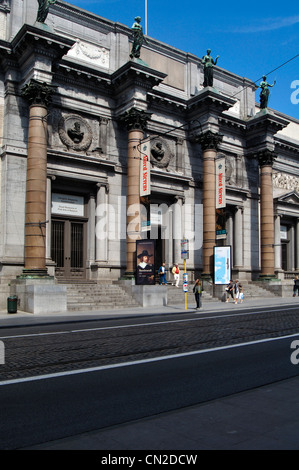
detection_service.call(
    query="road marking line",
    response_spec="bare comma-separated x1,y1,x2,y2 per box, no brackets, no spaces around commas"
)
1,332,298,386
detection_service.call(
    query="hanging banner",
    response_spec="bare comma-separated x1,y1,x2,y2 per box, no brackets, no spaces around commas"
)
140,142,150,197
216,158,226,209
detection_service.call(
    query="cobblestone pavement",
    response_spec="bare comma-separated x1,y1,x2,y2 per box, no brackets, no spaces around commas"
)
1,301,299,381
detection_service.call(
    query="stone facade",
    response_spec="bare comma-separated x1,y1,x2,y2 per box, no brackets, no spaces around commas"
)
0,0,298,308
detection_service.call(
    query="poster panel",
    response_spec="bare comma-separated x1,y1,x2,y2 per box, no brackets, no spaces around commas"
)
136,239,155,285
214,246,231,285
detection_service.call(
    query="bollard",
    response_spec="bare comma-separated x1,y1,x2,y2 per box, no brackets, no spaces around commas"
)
7,295,18,314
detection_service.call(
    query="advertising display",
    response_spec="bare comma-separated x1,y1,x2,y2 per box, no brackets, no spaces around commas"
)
214,246,231,285
136,239,155,285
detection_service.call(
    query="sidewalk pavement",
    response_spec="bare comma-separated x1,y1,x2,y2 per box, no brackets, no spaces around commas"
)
1,295,299,328
2,296,299,450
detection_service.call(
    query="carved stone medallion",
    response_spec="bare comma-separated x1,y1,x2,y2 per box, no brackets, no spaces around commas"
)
58,114,92,151
150,138,172,168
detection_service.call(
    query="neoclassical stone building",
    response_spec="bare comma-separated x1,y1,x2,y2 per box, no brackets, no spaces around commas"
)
0,0,298,308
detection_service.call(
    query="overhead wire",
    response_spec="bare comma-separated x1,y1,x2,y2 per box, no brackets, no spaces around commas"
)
231,53,299,99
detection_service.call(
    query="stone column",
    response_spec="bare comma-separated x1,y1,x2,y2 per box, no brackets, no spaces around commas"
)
119,108,151,276
198,130,223,277
257,150,276,278
46,176,52,261
21,79,56,276
296,219,299,272
12,80,67,314
226,212,233,252
274,214,282,271
290,225,295,271
96,183,109,262
173,196,183,265
234,206,243,268
88,194,96,265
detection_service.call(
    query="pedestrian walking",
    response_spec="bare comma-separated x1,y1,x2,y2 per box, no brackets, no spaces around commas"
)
172,264,180,287
239,285,244,303
158,262,167,285
293,276,299,297
226,280,234,302
193,279,202,309
234,280,240,304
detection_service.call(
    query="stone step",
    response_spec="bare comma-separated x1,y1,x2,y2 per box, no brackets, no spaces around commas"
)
63,283,140,311
61,279,278,312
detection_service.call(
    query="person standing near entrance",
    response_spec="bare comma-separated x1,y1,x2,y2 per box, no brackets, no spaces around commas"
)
193,279,202,309
158,262,167,285
293,276,299,296
172,264,180,287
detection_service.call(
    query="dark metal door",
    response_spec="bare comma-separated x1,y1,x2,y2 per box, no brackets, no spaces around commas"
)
51,219,86,280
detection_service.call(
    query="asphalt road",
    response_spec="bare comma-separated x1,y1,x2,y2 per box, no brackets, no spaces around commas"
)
1,304,299,382
0,308,298,449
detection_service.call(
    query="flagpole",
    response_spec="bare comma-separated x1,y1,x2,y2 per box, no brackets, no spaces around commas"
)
145,0,147,35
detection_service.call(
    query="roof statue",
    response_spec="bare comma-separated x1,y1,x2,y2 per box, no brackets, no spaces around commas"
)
202,49,219,87
36,0,57,24
130,16,148,60
259,75,276,109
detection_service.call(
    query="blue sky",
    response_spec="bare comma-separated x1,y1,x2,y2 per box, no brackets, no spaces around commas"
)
68,0,299,119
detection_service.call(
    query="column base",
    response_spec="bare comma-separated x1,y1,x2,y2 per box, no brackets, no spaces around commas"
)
200,273,213,281
119,272,136,281
18,268,52,279
258,274,278,281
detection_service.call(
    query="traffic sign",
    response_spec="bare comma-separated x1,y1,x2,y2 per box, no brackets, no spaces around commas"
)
181,239,189,259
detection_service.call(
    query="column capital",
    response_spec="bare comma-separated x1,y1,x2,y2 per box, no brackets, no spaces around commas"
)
197,130,223,151
255,149,276,167
174,194,185,204
119,107,152,132
96,182,109,193
21,79,56,107
234,205,244,214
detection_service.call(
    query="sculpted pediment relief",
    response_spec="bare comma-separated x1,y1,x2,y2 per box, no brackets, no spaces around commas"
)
273,172,299,193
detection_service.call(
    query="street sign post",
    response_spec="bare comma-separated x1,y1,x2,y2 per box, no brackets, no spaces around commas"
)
181,240,189,309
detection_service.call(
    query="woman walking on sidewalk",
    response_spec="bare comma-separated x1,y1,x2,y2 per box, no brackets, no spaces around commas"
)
234,280,240,304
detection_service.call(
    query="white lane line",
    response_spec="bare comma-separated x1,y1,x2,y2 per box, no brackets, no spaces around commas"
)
1,305,298,340
1,332,298,387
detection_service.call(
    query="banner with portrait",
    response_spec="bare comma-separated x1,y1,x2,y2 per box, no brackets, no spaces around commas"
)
136,239,155,285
